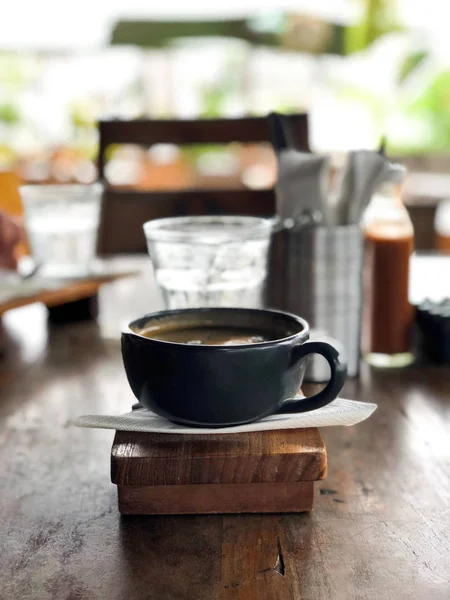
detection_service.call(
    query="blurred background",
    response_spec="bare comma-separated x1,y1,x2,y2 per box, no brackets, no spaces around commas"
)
0,0,449,191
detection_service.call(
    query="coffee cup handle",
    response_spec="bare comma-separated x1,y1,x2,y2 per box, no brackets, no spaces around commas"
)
277,341,347,414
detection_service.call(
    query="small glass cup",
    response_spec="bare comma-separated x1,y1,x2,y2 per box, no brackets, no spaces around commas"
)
144,215,274,309
20,183,102,277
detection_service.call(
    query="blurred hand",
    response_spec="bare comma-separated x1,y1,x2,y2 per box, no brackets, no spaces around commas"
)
0,210,22,271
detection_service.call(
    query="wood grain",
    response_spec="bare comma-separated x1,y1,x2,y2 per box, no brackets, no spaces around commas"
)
118,482,314,515
111,428,326,486
221,516,294,600
1,256,450,600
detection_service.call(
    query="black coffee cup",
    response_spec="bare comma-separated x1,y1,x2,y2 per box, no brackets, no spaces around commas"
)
121,307,347,428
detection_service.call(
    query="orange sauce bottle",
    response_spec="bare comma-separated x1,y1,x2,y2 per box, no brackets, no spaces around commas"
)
362,165,415,367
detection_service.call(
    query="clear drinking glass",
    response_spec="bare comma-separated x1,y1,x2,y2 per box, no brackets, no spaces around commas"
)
144,216,273,309
20,183,102,277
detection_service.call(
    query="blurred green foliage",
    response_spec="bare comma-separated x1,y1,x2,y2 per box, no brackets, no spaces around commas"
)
342,0,450,153
405,71,450,152
1,1,449,159
344,0,402,55
398,50,429,84
0,103,21,125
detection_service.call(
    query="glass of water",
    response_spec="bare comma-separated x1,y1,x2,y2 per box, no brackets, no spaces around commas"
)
144,216,274,309
20,184,102,277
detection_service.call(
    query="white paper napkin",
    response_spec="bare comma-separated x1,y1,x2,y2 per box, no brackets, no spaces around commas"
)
72,397,376,435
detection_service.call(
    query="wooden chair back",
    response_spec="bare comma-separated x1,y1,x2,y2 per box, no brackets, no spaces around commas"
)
97,115,309,254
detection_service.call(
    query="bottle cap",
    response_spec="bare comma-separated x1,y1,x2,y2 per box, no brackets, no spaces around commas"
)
384,162,406,184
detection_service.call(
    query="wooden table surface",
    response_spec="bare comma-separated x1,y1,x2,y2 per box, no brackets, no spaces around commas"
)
1,258,449,600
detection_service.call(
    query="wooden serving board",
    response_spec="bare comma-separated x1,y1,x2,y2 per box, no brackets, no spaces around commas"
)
0,270,136,316
111,428,327,515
